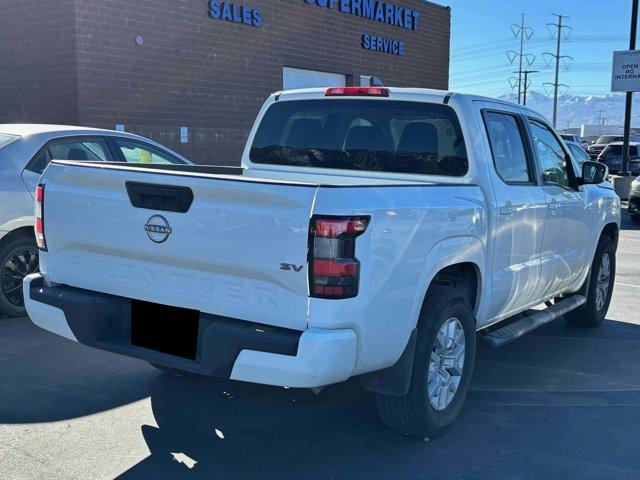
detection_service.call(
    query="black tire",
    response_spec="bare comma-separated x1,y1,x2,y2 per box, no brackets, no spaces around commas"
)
631,215,640,226
565,236,616,328
0,236,39,318
376,285,476,438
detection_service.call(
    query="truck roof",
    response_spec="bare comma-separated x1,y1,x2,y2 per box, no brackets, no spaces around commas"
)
274,87,540,115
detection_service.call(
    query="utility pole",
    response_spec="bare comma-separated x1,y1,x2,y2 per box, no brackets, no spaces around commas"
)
508,14,534,104
543,14,573,128
622,0,639,176
521,70,539,106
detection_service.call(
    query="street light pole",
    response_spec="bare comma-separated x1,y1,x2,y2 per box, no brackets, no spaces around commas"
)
622,0,639,175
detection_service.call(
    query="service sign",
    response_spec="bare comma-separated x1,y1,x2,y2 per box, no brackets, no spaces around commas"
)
612,50,640,92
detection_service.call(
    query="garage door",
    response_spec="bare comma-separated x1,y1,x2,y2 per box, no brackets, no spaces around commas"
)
283,67,347,90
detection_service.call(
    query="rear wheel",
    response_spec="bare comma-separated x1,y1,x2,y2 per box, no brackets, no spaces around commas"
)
565,236,615,327
0,236,39,318
376,286,476,438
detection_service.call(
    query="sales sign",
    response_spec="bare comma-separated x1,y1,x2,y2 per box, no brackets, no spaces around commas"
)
612,50,640,92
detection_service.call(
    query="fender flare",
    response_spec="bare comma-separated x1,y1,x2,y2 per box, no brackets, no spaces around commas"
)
361,236,485,396
409,235,486,329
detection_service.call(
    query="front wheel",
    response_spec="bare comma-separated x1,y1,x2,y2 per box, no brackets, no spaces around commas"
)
0,236,39,318
376,286,476,438
565,236,616,328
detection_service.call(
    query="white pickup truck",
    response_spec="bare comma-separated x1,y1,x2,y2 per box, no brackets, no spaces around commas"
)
24,87,620,437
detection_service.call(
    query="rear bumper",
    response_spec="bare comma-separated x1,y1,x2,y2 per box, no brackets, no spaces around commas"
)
23,274,357,388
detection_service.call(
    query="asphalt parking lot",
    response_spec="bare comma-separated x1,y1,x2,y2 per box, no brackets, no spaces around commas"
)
1,213,639,480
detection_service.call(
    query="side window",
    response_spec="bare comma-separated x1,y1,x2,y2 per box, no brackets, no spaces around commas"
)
484,112,532,183
113,138,184,165
28,137,112,174
28,149,52,174
568,144,590,165
529,120,570,188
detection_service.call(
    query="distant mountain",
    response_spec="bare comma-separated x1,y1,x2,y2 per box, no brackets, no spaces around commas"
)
496,91,637,129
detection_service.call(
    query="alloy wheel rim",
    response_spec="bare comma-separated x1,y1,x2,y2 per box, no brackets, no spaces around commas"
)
428,317,466,411
595,253,611,312
1,247,39,307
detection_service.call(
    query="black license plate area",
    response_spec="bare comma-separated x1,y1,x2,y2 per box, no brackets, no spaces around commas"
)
131,300,199,360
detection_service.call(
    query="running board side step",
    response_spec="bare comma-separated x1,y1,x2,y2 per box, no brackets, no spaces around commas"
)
482,295,587,348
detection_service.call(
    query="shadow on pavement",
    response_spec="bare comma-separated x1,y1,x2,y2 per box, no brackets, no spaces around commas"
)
2,316,640,479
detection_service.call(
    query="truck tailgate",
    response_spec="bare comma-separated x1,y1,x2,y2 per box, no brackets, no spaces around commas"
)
41,163,318,331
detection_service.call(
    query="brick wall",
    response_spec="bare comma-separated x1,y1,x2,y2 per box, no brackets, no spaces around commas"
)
2,0,450,165
0,0,78,124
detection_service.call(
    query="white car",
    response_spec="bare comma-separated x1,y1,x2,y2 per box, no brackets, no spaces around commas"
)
0,124,191,317
24,88,620,438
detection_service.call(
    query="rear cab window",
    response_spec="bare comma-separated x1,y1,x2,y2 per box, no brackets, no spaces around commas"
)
250,99,468,176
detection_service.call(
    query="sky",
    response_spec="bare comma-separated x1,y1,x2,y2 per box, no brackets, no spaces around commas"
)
446,0,635,98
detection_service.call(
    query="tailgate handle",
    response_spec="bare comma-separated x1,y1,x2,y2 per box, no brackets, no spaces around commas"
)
126,182,194,213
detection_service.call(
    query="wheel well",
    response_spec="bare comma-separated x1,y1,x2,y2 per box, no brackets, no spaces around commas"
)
0,227,34,250
601,223,619,249
431,263,480,312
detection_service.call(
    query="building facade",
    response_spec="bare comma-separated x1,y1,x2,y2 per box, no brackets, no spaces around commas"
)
1,0,451,164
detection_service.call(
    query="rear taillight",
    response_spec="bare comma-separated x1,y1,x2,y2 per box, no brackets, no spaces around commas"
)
35,184,46,250
325,87,390,97
309,216,370,299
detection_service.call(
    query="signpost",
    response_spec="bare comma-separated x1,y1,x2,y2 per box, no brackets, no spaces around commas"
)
614,0,639,178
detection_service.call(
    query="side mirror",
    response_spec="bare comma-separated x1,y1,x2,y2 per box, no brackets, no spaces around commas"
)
581,161,608,185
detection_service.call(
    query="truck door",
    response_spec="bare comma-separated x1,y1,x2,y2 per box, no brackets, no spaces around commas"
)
479,105,548,321
527,118,591,297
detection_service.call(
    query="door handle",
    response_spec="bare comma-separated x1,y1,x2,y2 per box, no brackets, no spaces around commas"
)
500,206,515,215
548,202,560,211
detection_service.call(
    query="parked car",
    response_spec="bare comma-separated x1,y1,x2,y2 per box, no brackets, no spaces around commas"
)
630,176,640,225
24,89,619,438
560,133,581,145
597,142,640,175
0,124,191,317
587,134,640,159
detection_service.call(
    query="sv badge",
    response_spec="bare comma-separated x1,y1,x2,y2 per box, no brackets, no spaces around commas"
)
280,263,304,272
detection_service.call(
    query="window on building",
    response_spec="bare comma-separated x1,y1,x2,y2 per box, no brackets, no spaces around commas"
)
282,67,346,90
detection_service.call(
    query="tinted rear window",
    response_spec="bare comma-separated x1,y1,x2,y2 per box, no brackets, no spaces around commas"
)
597,135,623,144
604,145,638,155
250,100,468,176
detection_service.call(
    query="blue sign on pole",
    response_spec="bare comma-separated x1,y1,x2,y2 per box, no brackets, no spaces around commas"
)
209,1,263,27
